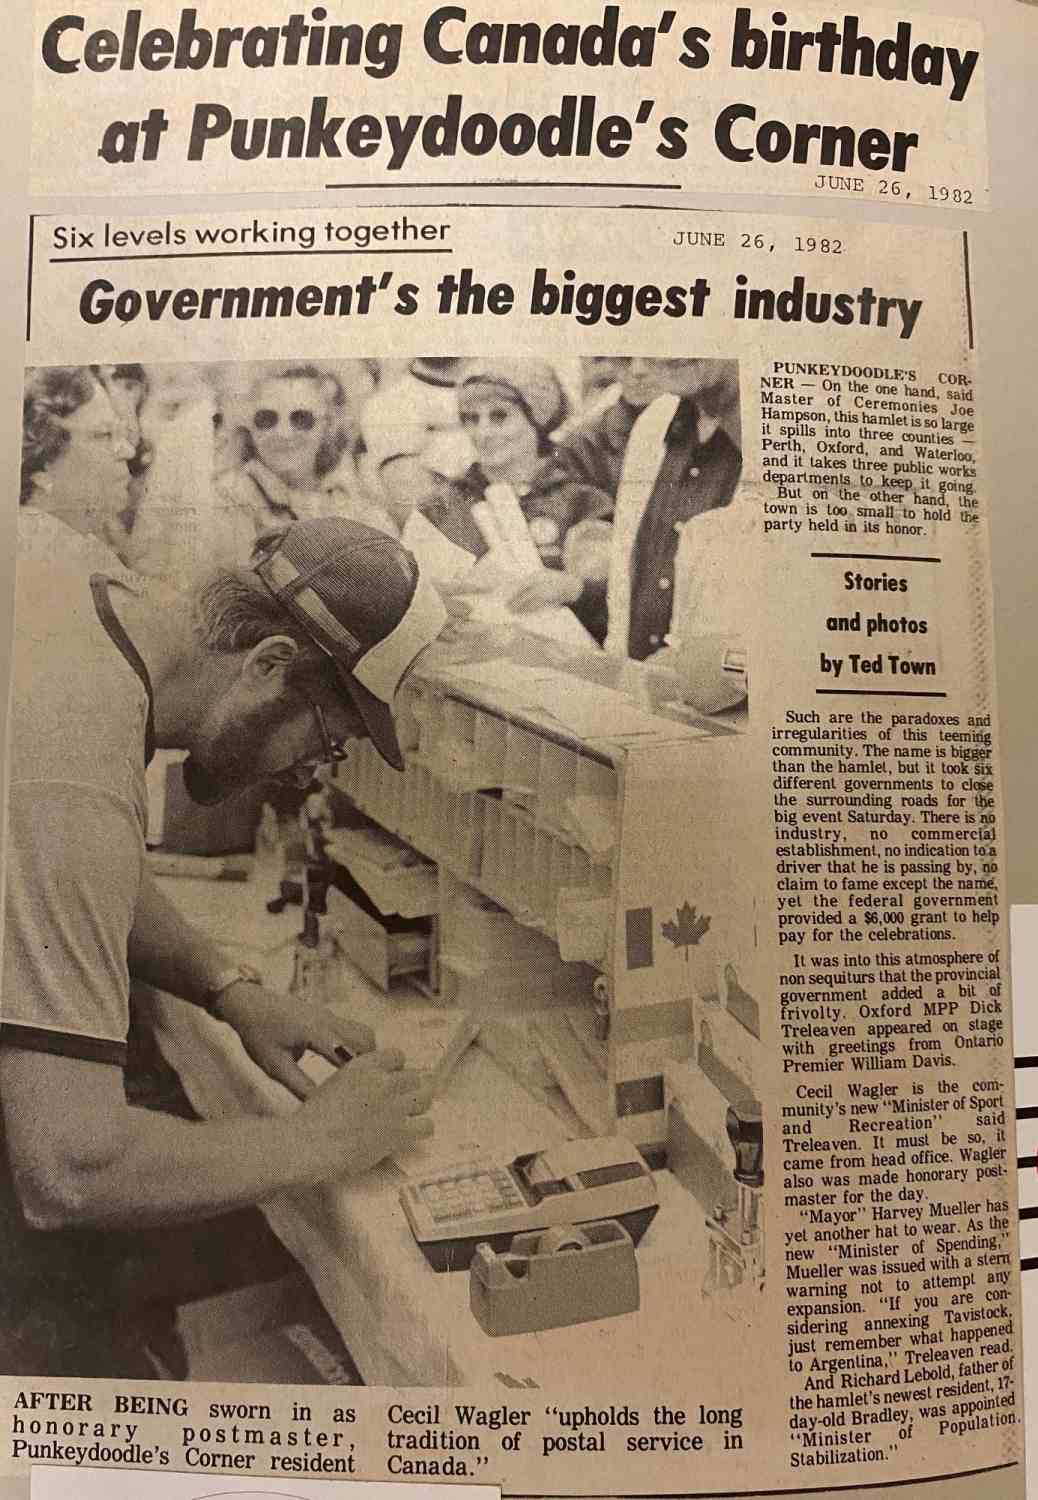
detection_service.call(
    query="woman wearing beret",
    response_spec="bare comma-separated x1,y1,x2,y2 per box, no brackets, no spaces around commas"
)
420,359,613,643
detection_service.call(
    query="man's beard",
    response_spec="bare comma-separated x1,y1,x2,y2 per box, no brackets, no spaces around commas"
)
182,696,292,806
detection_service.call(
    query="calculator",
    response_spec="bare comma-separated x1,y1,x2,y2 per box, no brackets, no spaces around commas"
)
400,1138,659,1271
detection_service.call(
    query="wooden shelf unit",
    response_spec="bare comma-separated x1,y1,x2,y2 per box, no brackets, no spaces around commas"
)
334,647,758,1157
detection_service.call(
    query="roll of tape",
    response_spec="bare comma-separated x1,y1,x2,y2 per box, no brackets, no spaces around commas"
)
538,1224,591,1256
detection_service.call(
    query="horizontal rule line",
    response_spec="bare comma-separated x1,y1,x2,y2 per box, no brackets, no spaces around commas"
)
50,248,452,264
810,552,942,563
815,690,948,698
371,199,710,214
325,180,681,190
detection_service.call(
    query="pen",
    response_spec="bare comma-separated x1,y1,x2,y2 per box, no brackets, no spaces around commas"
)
429,1011,483,1098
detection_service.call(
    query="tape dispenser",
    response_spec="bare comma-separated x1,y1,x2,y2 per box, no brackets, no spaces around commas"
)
470,1218,639,1337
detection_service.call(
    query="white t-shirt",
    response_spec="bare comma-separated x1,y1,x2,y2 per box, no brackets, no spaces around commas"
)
671,485,762,646
665,484,764,712
17,507,134,576
1,562,151,1065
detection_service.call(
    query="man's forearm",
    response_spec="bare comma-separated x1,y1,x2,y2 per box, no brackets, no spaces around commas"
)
46,1107,340,1229
1,1047,424,1233
127,871,231,1007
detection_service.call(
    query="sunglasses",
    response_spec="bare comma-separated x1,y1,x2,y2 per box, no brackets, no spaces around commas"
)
252,407,319,433
296,690,351,766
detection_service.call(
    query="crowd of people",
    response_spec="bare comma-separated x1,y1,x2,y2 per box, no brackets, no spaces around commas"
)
20,353,749,696
5,352,750,1380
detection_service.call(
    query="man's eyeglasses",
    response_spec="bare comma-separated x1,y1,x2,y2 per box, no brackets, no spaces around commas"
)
297,691,351,765
253,407,318,433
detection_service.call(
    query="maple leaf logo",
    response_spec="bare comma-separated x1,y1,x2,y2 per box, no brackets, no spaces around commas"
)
662,902,711,961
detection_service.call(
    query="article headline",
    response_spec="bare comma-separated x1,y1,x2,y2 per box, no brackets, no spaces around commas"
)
38,6,981,174
72,263,926,339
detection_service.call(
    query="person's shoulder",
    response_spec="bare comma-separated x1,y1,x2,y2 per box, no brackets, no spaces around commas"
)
679,483,763,550
15,555,103,627
17,509,130,575
534,456,612,513
16,563,149,660
12,564,149,784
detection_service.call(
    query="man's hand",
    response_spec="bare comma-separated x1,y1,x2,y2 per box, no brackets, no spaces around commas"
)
296,1048,434,1176
507,570,582,614
214,982,376,1101
429,589,477,647
446,552,510,597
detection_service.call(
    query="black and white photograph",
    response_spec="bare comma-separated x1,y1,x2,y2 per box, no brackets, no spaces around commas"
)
2,351,761,1394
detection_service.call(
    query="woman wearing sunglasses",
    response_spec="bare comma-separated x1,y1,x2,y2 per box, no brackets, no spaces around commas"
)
216,365,371,554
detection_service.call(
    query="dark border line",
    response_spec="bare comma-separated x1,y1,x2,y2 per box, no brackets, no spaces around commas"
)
811,552,941,563
25,213,35,343
816,690,948,699
1016,1056,1038,1068
1017,1154,1036,1169
962,231,975,351
329,199,707,214
1022,1257,1038,1272
1016,1106,1038,1121
50,247,452,265
1019,1206,1038,1220
326,179,681,191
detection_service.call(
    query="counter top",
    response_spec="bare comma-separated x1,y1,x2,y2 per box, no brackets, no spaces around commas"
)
142,875,723,1387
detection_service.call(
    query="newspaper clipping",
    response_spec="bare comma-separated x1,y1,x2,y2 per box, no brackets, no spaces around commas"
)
0,5,1021,1500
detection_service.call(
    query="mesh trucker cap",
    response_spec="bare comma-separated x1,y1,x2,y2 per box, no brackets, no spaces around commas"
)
253,517,447,771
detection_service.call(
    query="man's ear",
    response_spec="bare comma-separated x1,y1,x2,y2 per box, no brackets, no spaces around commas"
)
240,635,301,698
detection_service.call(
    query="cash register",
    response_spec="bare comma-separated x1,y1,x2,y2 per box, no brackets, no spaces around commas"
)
400,1137,659,1271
